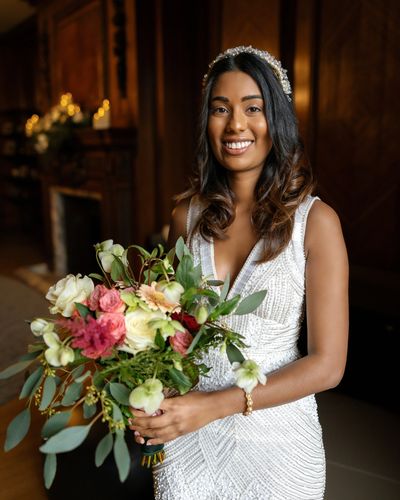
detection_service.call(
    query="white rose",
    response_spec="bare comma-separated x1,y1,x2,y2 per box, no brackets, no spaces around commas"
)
30,318,54,337
120,308,165,354
46,274,94,317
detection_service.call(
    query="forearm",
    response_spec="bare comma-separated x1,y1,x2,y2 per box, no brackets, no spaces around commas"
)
213,353,343,420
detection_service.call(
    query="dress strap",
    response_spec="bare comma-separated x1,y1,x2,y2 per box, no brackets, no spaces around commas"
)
291,195,320,273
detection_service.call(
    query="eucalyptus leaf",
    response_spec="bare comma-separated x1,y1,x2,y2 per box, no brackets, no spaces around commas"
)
209,295,240,320
75,370,92,384
41,411,72,438
43,453,57,489
0,359,35,380
175,236,185,261
83,402,97,419
39,376,57,411
71,365,85,380
206,279,224,286
19,351,41,361
95,432,113,467
61,382,83,406
39,424,91,454
226,343,246,364
112,402,124,423
175,254,195,289
19,366,44,399
113,433,131,482
109,383,131,406
4,408,31,451
234,290,267,315
220,273,231,302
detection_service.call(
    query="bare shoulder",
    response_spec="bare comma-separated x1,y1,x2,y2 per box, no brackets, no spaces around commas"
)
167,197,191,248
304,200,347,258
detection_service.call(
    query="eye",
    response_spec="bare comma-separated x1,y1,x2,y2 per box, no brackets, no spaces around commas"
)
210,106,229,115
247,105,263,113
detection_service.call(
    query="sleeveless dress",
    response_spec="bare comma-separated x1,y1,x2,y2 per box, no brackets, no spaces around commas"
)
153,195,326,500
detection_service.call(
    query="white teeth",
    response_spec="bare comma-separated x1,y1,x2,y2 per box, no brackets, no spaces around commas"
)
225,141,252,149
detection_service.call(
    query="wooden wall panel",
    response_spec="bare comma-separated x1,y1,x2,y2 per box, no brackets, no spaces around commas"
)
53,1,105,109
221,0,280,56
313,0,400,274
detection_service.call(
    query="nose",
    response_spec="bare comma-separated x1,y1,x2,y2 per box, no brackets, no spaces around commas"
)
225,107,247,133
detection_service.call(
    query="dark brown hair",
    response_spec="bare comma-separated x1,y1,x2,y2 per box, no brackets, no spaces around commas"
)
177,51,315,262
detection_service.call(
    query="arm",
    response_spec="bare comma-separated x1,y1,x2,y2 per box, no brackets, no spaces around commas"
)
131,201,349,444
167,198,190,249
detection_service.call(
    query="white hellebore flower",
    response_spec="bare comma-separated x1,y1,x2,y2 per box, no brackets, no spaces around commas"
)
30,318,54,337
129,379,164,415
232,359,267,394
156,280,185,303
120,308,165,354
43,332,74,367
46,274,94,317
98,239,128,273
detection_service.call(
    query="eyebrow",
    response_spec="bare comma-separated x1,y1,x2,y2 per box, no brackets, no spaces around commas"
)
211,94,263,103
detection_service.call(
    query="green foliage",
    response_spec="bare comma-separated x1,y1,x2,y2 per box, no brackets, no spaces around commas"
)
209,295,241,321
19,366,44,399
0,359,35,380
43,453,57,489
83,402,97,419
220,273,231,302
41,411,72,438
113,432,131,482
226,343,246,364
39,424,92,454
4,408,31,451
39,376,57,411
234,290,268,315
168,367,192,394
109,383,131,406
88,273,105,282
154,331,166,350
95,432,113,467
74,302,92,319
61,382,83,406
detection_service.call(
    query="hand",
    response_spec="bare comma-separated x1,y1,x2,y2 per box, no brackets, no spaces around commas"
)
129,391,219,446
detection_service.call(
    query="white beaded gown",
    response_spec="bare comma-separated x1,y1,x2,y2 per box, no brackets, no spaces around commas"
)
153,195,326,499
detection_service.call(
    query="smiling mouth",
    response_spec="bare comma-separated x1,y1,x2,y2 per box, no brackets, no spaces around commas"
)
222,140,253,155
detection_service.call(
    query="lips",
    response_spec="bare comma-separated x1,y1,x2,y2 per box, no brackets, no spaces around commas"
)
222,140,254,156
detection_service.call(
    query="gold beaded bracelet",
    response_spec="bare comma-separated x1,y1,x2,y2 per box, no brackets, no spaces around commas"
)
243,390,253,416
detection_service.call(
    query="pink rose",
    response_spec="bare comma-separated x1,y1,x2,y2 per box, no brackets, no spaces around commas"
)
169,329,193,356
99,288,125,313
89,285,125,313
97,312,126,343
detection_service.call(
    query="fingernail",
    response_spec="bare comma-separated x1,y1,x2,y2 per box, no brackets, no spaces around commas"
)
134,431,140,436
140,438,145,444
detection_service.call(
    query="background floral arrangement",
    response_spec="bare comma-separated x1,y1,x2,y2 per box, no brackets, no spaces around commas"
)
25,92,90,154
0,238,266,489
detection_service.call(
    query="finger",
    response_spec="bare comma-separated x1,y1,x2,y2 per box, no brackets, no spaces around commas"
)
130,413,171,431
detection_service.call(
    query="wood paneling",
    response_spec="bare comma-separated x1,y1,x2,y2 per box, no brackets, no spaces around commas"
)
221,0,280,56
313,0,400,273
53,1,105,109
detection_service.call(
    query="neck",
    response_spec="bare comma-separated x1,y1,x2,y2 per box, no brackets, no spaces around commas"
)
228,169,260,211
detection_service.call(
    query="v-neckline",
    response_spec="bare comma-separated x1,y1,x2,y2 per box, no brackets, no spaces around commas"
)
209,237,263,299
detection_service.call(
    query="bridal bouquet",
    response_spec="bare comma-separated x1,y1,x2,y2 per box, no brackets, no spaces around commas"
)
0,238,266,489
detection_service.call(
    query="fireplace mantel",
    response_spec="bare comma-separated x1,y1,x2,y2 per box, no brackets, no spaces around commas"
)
39,127,137,274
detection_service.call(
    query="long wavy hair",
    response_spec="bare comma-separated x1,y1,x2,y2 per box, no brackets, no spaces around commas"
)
176,51,315,262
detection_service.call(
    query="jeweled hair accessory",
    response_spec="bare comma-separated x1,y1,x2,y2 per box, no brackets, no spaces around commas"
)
203,45,292,101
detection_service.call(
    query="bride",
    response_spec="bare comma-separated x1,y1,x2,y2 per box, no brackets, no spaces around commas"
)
130,46,348,499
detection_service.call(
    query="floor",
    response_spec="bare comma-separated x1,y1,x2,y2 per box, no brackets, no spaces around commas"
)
0,230,399,499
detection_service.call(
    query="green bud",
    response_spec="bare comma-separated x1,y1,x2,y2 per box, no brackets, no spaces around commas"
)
195,305,208,325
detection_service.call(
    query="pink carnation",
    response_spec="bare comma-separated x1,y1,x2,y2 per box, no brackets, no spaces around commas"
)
68,313,126,359
169,329,193,356
89,285,125,313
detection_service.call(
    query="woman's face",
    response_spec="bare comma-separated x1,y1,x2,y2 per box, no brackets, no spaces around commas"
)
207,70,272,174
